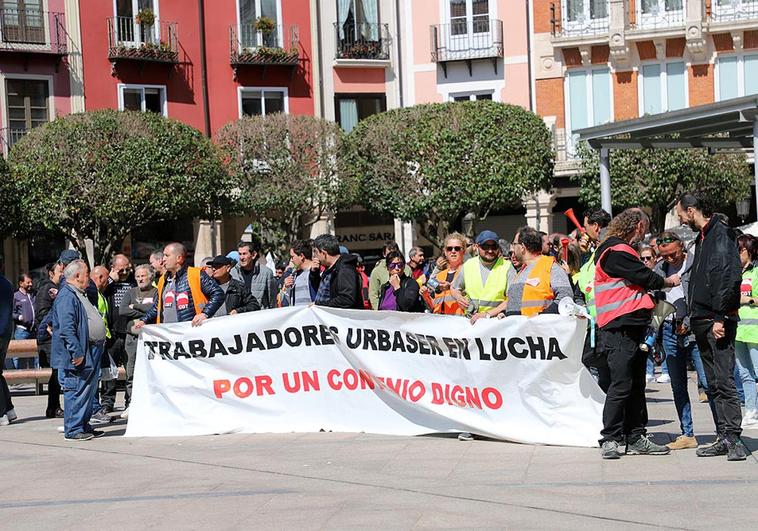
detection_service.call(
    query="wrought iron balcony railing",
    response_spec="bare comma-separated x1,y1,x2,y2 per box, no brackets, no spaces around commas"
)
710,0,758,23
334,22,390,60
550,1,609,38
430,19,504,63
630,3,685,31
0,8,66,54
230,24,300,66
107,16,178,64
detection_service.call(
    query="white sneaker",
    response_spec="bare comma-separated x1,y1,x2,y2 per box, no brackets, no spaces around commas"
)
742,410,758,428
120,408,129,420
0,415,9,426
645,374,654,384
57,426,65,433
6,409,17,422
656,374,671,384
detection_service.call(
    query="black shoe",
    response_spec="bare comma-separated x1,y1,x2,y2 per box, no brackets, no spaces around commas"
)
601,440,621,459
87,429,106,438
64,432,94,441
696,438,728,457
90,410,113,426
726,438,748,461
46,407,64,419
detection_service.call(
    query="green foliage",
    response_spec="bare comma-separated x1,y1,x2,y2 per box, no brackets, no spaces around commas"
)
8,109,232,264
0,157,18,239
574,141,751,229
342,101,554,247
216,113,358,257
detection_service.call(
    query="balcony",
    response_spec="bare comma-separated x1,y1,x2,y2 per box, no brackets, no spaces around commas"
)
430,19,504,77
550,1,609,43
628,1,685,34
230,24,299,80
710,0,758,24
333,22,390,67
107,16,178,74
1,127,29,154
0,9,67,62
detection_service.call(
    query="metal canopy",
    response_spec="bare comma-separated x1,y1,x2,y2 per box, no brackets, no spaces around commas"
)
572,95,758,216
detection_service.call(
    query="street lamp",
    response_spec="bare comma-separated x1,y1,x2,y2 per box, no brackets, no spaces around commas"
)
462,212,476,237
737,198,751,224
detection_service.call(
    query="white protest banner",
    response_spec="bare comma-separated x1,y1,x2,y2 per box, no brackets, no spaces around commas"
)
126,307,605,447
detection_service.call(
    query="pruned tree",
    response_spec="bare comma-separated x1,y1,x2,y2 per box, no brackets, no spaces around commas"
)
8,109,233,264
574,142,751,230
216,113,358,257
341,101,554,248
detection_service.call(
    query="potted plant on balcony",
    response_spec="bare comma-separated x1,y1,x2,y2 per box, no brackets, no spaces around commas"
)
135,8,155,27
238,45,298,64
253,16,276,34
341,41,381,59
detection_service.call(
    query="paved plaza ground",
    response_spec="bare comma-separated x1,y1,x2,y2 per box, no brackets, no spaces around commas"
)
1,375,757,530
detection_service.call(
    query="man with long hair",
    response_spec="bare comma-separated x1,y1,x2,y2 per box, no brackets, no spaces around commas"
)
594,208,680,459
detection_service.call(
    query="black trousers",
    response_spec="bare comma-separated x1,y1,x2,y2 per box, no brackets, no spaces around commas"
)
599,325,648,444
38,341,61,413
100,335,126,411
692,319,742,440
0,338,14,417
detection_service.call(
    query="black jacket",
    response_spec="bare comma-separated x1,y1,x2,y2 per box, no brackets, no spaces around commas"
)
688,218,741,322
378,275,424,312
595,236,665,329
221,278,260,314
311,254,364,309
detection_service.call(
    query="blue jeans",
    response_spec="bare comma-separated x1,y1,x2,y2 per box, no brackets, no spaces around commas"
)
61,342,104,437
735,341,758,412
646,355,669,377
661,322,717,436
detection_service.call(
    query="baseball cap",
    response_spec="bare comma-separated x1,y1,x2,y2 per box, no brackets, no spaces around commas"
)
58,249,81,265
226,250,239,265
475,230,499,245
210,255,234,268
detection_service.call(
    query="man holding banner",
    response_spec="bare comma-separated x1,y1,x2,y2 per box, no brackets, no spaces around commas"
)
594,209,681,459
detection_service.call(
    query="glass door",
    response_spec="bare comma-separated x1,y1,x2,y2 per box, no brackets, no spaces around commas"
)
116,0,157,46
239,0,280,49
448,0,490,52
1,0,45,44
637,0,683,29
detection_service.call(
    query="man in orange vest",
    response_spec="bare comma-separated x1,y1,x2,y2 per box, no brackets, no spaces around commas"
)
594,208,681,460
135,243,224,328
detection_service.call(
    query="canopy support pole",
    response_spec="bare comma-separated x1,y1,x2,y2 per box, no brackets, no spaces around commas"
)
599,147,612,216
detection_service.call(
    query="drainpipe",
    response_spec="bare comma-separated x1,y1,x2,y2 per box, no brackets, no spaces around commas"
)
394,0,404,108
198,0,211,137
315,0,326,117
526,0,535,112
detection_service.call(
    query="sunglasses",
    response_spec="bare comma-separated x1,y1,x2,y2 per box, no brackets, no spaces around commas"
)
480,243,498,251
446,246,462,252
641,256,655,262
657,237,679,245
388,262,404,269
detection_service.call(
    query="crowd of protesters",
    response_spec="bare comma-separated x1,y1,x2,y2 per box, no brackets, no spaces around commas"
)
0,191,755,460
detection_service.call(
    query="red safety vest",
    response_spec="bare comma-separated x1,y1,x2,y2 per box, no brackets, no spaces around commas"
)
594,243,655,328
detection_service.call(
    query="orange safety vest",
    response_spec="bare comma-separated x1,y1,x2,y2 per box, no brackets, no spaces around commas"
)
594,243,655,328
155,267,208,324
431,268,465,316
515,255,556,317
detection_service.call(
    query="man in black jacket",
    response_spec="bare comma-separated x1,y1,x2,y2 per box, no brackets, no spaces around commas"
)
311,235,364,309
594,208,680,459
209,255,260,316
676,192,746,461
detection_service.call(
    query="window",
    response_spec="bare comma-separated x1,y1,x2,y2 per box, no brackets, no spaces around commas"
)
118,84,166,115
562,0,609,35
637,0,684,28
334,93,386,133
449,0,490,36
239,88,287,117
712,0,758,23
716,53,758,101
239,0,280,48
639,62,686,115
1,0,45,44
337,0,379,41
450,92,493,102
565,67,611,153
5,78,49,144
115,0,159,44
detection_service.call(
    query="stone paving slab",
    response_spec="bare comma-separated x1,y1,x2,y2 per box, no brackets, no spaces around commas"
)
1,376,757,530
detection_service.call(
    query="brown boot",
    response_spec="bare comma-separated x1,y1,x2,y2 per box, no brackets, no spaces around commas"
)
667,435,698,450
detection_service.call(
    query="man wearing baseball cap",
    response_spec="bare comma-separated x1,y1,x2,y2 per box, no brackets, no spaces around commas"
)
208,255,259,316
451,230,512,319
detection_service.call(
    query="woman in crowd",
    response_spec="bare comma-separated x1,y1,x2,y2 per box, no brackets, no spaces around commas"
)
422,232,467,316
735,234,758,428
378,251,424,312
639,244,658,270
639,243,668,383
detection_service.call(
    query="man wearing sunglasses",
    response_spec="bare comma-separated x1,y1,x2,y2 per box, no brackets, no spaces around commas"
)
652,232,715,451
451,230,512,319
